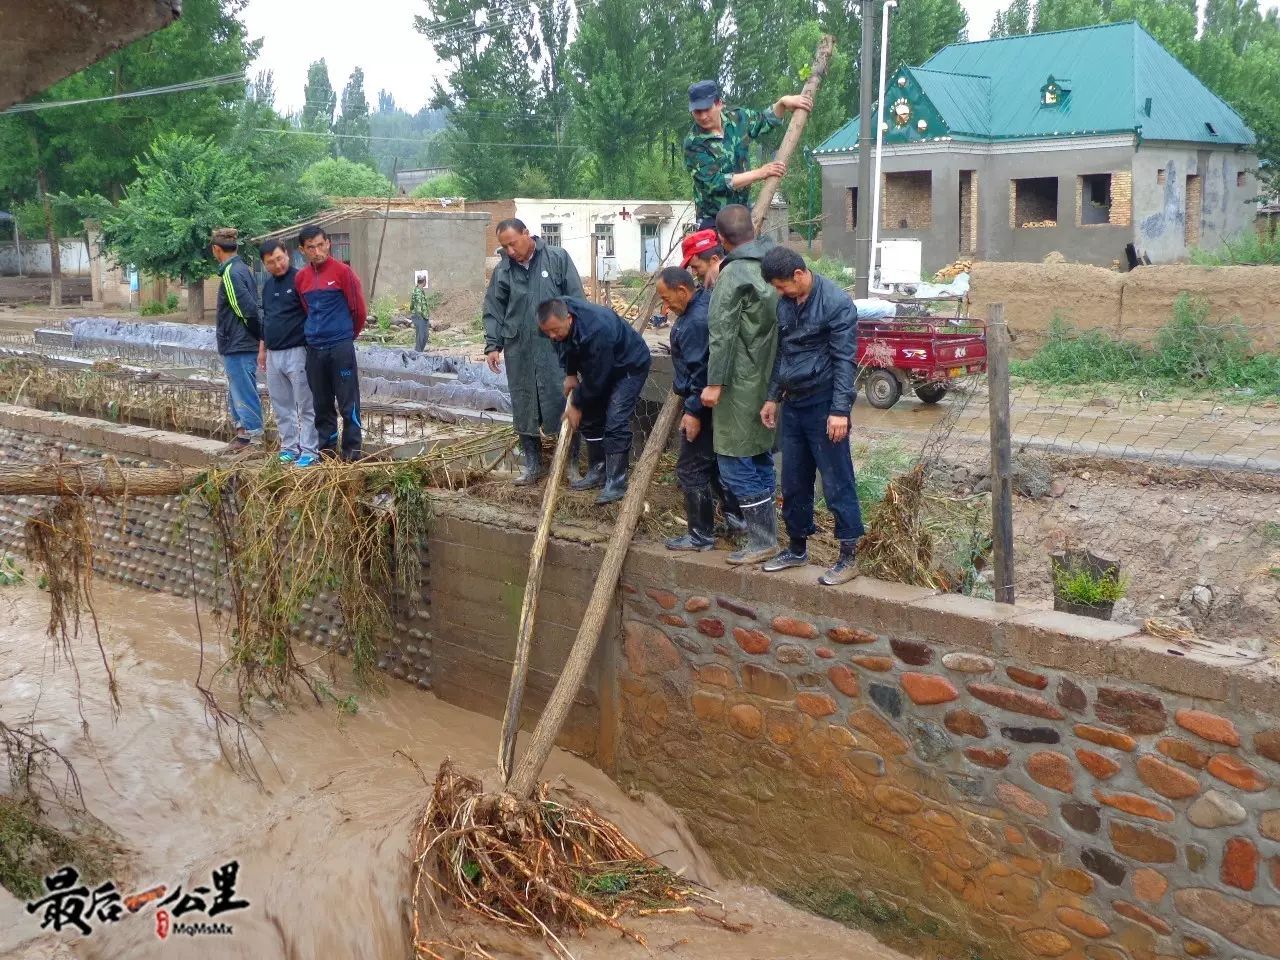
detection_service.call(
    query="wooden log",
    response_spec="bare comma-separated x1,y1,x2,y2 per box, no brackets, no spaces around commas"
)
752,35,836,234
506,37,838,797
0,464,203,497
498,418,575,783
507,393,682,797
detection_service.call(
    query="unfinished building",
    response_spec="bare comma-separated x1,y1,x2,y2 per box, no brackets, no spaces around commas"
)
816,22,1258,271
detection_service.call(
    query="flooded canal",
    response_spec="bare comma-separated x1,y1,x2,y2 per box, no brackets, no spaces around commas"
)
0,582,904,960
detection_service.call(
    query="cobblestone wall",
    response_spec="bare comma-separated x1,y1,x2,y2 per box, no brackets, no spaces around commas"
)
0,421,433,688
613,550,1280,960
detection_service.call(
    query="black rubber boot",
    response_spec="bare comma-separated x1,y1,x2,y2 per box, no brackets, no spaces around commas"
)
717,482,747,538
666,487,716,552
570,440,605,491
726,498,779,566
763,538,809,573
513,434,545,486
819,539,860,586
596,452,629,505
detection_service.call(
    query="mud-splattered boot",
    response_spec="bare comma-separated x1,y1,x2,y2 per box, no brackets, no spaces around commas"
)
513,434,545,486
726,498,779,566
819,540,860,586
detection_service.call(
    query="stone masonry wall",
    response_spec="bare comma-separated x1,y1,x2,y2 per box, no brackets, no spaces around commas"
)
613,548,1280,960
0,409,433,690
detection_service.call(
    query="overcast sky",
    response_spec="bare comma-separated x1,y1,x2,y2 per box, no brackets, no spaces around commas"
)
241,0,1265,115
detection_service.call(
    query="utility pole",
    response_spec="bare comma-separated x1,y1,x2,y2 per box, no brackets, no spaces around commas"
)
853,0,877,298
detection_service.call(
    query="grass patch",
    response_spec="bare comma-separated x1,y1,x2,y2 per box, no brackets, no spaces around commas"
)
808,255,854,285
1053,565,1128,605
1190,231,1280,266
1259,520,1280,544
782,883,1003,960
853,438,919,514
1012,296,1280,397
0,797,118,900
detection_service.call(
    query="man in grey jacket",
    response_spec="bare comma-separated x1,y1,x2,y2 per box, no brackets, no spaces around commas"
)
482,219,585,484
211,227,263,453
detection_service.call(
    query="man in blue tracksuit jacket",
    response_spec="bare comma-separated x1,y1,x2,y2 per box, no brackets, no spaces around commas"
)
210,227,263,452
536,296,651,505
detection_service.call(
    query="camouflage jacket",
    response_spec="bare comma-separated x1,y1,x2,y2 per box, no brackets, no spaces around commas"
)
683,105,783,222
410,286,430,316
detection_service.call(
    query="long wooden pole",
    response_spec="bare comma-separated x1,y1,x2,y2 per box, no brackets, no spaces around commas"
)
507,37,836,797
498,418,575,782
987,303,1015,604
753,35,835,231
507,397,681,797
0,464,203,497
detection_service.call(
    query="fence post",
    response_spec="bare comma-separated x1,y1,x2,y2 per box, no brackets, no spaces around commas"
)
987,303,1015,604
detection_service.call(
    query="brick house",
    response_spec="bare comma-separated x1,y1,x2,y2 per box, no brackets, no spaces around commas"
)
815,22,1258,272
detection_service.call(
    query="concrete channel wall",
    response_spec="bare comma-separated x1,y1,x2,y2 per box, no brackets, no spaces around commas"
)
2,403,1279,960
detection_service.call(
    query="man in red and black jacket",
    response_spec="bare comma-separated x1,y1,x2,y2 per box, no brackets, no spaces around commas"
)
293,223,368,461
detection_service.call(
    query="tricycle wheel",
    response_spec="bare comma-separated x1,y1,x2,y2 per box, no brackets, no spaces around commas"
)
914,383,948,404
864,369,902,410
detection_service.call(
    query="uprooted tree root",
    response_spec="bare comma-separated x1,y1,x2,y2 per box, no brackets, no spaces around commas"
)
410,761,730,960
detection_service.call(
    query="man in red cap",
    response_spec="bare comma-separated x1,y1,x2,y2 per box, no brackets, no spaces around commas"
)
680,229,725,290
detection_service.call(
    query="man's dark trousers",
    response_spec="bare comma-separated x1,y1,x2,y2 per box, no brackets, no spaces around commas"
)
578,368,648,454
779,388,865,543
675,409,740,512
306,340,362,458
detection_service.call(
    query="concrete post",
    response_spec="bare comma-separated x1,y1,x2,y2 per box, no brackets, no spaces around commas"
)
854,0,876,298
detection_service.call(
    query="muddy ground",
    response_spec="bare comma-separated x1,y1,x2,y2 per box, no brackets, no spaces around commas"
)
0,277,92,307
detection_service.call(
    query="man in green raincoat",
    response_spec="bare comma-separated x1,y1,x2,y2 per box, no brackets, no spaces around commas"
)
483,219,585,484
700,204,780,566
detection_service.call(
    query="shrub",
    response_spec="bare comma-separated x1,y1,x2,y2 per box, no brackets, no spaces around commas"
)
807,256,853,284
1190,230,1280,266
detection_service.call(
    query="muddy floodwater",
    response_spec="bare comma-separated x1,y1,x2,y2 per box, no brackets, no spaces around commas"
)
0,583,905,960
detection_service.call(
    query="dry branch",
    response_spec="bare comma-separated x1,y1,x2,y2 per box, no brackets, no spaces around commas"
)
0,463,203,497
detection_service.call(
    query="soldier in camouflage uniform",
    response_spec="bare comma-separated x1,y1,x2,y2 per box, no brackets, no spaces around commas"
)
683,80,813,228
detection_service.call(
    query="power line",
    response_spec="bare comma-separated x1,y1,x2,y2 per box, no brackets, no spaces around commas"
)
1,74,246,115
250,127,583,149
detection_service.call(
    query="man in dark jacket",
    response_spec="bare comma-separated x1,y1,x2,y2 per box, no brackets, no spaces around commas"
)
210,227,263,453
657,266,743,550
257,239,319,467
758,246,864,585
536,296,651,505
294,223,368,461
483,219,585,485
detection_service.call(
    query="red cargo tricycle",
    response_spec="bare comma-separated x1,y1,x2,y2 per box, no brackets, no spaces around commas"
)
855,316,988,410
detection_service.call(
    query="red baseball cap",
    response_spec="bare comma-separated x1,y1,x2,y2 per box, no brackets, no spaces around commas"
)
680,229,719,268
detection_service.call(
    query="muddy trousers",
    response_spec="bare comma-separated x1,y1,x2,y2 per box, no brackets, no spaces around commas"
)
306,340,362,459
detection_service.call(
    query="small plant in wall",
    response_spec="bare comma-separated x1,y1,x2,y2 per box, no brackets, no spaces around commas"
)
1051,549,1126,621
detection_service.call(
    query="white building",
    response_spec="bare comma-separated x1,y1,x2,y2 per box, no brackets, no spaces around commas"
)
469,198,698,279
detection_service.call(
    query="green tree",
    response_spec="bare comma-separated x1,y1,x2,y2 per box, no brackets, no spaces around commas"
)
1032,0,1103,31
416,0,576,198
302,59,337,139
990,0,1032,37
335,67,374,168
0,0,256,304
299,156,394,197
77,134,319,321
888,0,968,69
411,171,468,197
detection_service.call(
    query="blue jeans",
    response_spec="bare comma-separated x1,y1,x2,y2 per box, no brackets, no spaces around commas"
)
717,451,775,506
222,351,263,437
780,389,865,543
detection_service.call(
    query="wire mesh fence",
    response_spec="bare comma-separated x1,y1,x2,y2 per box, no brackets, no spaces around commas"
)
859,300,1280,651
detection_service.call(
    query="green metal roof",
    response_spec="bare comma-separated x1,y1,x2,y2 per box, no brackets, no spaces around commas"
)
816,21,1255,154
